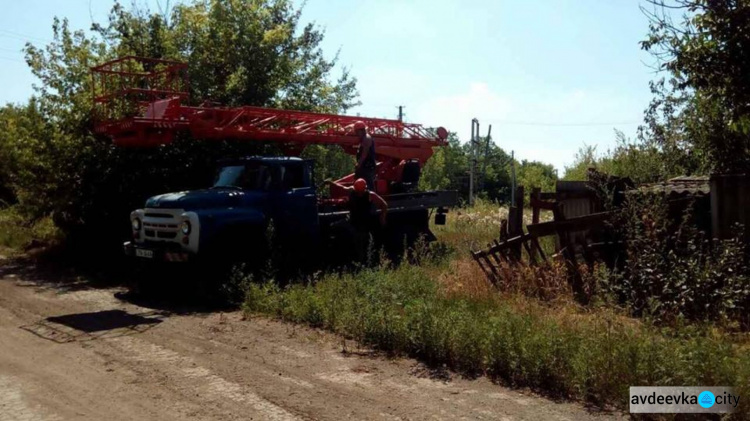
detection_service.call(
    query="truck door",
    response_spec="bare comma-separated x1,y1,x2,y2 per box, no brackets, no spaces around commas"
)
271,160,319,243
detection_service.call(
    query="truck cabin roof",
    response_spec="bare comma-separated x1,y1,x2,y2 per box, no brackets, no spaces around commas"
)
217,156,308,166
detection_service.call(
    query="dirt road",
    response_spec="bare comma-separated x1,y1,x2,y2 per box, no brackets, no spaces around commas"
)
0,259,623,420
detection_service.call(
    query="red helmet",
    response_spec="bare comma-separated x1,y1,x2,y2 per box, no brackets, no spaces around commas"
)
353,178,367,192
353,121,366,131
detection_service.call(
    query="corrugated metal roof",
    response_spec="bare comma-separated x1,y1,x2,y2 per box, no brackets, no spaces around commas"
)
631,176,710,198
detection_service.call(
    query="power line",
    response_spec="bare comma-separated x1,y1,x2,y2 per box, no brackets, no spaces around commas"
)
0,29,50,43
0,33,31,43
0,56,25,63
476,119,641,127
0,46,24,53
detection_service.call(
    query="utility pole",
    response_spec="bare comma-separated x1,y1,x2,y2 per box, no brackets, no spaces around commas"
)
469,118,480,206
397,105,404,122
510,150,516,205
480,124,492,191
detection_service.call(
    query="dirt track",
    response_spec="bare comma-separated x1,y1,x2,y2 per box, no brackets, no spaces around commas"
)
0,259,623,420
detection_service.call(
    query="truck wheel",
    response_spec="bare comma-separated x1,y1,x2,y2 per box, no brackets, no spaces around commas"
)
129,261,173,297
202,226,268,282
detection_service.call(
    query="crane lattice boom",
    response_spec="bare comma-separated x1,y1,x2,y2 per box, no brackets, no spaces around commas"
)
91,56,449,195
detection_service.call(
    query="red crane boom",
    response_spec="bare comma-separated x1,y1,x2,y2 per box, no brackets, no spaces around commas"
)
91,56,448,196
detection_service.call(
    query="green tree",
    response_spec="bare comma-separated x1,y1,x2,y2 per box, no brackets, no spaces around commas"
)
300,145,355,191
0,101,61,212
641,0,750,173
90,0,358,111
515,160,557,192
564,131,671,184
420,133,520,202
420,133,468,192
478,141,513,202
563,145,599,181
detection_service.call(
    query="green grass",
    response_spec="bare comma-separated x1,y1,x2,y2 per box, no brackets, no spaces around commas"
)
433,198,555,254
243,262,750,414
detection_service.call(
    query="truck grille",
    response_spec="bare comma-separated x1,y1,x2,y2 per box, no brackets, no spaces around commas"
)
141,209,181,243
143,222,178,229
145,212,174,219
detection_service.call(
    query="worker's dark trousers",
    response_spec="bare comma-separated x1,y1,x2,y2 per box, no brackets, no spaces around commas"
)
352,227,374,265
355,166,376,191
333,219,375,265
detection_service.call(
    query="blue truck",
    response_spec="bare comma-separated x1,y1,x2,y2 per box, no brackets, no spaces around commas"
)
124,156,456,270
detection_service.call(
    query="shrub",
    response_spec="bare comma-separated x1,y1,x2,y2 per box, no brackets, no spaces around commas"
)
600,194,750,328
0,206,61,251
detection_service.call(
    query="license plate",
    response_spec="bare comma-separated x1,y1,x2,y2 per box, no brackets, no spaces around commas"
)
135,248,154,259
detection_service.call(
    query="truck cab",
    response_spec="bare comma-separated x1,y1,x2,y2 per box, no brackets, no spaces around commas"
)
124,157,318,263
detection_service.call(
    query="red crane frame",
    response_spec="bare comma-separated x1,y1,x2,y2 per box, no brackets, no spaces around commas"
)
91,57,448,197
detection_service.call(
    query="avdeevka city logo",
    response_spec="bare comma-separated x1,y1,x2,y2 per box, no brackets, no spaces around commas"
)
699,391,715,408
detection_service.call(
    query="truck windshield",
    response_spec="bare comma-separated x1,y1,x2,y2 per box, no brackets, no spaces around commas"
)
213,163,272,190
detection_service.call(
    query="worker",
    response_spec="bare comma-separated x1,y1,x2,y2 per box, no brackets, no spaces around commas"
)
328,178,388,263
353,121,376,192
349,178,388,228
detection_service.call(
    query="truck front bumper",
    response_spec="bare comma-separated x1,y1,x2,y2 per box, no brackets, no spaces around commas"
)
123,241,192,263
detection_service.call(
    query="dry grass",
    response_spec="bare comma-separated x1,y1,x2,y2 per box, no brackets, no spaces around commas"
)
430,199,566,302
433,198,553,252
426,255,494,301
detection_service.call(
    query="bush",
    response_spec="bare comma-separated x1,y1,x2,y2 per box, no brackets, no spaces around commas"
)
0,207,61,251
600,194,750,328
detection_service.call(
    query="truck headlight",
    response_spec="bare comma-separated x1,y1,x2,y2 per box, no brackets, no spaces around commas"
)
131,218,141,231
180,221,191,235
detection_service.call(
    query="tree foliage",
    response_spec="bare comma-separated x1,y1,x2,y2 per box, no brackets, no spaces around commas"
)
421,133,558,201
567,1,750,182
420,133,467,192
564,130,673,184
640,0,750,173
516,160,557,193
90,1,358,112
474,140,515,201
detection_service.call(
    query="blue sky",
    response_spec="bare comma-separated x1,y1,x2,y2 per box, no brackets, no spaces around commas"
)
0,0,659,171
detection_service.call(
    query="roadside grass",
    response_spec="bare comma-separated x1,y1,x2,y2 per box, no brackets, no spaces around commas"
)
243,261,750,413
242,202,750,416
